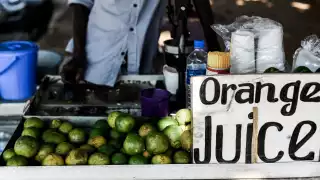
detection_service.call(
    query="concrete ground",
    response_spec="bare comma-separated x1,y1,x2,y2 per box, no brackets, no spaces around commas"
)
38,0,320,67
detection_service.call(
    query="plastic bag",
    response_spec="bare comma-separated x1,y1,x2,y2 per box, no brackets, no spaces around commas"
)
212,16,286,74
292,35,320,72
212,16,259,51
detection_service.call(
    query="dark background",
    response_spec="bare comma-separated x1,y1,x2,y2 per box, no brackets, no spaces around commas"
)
38,0,320,66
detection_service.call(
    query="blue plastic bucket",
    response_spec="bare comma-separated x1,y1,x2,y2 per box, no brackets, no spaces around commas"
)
0,41,38,101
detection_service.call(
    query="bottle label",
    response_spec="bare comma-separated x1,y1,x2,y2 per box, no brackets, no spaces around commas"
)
206,67,230,75
186,68,206,85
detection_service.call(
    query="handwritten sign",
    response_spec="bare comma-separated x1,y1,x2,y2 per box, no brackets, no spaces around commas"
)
191,74,320,164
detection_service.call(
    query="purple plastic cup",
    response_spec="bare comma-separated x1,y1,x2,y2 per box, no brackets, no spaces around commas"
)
140,88,170,118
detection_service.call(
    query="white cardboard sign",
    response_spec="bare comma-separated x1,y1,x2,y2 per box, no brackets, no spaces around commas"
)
191,74,320,164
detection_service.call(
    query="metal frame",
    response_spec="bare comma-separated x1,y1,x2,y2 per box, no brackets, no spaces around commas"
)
1,162,320,179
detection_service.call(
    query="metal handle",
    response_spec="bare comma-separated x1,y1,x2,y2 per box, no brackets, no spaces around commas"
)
0,56,19,75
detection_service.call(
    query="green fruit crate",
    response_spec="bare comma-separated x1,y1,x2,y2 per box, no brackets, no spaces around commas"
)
0,117,317,179
0,115,154,166
23,75,165,117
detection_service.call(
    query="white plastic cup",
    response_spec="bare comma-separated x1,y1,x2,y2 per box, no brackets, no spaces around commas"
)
230,30,255,74
163,65,179,95
256,26,285,73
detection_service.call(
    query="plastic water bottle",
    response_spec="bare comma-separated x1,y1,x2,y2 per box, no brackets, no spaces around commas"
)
186,40,207,108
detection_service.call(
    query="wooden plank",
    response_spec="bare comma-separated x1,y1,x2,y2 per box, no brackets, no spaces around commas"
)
252,107,258,164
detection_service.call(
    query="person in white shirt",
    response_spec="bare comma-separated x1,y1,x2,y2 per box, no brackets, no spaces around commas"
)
60,0,167,87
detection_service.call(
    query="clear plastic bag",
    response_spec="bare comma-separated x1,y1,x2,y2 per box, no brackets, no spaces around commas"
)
292,35,320,72
212,16,286,74
212,16,259,51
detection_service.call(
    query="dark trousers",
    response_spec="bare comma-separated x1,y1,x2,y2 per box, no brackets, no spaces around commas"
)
193,0,221,51
173,0,221,51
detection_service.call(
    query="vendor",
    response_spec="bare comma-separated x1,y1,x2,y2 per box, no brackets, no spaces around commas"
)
60,0,167,87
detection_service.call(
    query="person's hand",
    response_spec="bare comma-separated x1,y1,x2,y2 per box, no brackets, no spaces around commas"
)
60,56,86,84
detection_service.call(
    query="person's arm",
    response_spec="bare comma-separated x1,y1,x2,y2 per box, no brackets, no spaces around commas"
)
68,0,93,67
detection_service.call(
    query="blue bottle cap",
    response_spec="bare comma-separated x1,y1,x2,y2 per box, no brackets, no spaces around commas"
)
194,40,205,49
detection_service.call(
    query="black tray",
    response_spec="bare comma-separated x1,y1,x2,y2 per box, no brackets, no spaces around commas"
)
24,75,166,117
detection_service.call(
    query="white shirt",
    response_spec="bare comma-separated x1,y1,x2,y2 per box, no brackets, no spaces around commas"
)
66,0,166,86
